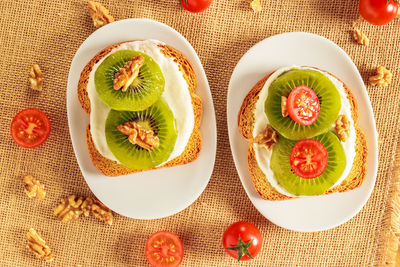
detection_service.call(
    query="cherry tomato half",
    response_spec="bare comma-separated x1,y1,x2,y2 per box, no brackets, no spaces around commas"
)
359,0,399,25
145,231,184,267
287,85,320,126
181,0,212,13
10,108,51,148
222,221,262,261
290,139,328,179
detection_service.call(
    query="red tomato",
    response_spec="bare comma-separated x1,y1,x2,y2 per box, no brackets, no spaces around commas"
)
10,108,51,148
222,221,262,261
287,85,320,126
359,0,399,25
290,139,328,179
181,0,212,13
145,231,184,267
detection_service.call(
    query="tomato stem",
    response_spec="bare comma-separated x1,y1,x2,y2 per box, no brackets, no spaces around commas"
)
182,0,188,5
225,235,254,261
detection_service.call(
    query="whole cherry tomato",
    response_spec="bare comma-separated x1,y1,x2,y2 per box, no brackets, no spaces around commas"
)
359,0,399,25
222,221,262,261
181,0,212,13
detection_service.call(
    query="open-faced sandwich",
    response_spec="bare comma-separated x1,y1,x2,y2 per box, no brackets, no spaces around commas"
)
78,40,202,176
238,66,368,200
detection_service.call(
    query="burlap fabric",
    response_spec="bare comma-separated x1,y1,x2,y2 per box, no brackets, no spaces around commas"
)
1,0,399,266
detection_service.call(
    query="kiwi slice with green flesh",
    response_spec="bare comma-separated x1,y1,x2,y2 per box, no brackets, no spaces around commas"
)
105,99,177,170
95,50,165,111
270,131,346,196
265,69,341,140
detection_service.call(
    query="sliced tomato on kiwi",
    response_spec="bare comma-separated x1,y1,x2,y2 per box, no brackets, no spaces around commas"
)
10,108,51,148
287,85,320,126
145,231,184,267
290,139,328,179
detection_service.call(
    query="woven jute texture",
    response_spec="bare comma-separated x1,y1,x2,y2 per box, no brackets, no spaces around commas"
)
1,0,400,266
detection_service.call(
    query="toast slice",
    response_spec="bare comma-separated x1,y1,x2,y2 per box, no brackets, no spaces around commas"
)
238,68,368,200
78,42,202,176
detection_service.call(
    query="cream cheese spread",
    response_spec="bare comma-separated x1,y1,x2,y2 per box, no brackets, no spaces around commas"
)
252,66,356,197
86,40,195,164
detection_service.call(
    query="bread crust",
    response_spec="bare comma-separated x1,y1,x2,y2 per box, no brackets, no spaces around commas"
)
238,68,368,200
78,41,202,176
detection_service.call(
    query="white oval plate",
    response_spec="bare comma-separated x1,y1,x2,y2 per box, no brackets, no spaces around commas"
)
67,19,216,219
227,32,378,232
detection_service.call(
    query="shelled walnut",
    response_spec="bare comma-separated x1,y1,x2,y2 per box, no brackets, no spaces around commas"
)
54,195,84,222
90,198,113,225
281,96,288,117
353,27,370,46
369,65,392,87
113,56,145,91
54,195,113,225
254,124,278,150
82,197,113,225
24,175,46,200
88,1,114,28
335,115,350,142
29,64,43,91
118,121,160,151
26,228,54,262
81,197,93,217
250,0,262,12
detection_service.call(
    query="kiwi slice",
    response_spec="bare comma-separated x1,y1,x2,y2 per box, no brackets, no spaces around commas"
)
270,131,346,196
95,50,165,111
105,99,177,170
265,69,341,140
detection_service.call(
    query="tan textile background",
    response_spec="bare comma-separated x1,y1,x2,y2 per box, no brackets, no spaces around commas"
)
0,0,399,266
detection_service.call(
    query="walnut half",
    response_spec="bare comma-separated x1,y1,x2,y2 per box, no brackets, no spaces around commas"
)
54,195,113,225
118,121,160,151
250,0,262,12
24,175,46,200
88,1,114,28
353,28,370,46
81,197,113,225
54,195,84,222
335,115,350,142
91,198,113,225
254,124,279,150
29,64,43,91
27,228,54,262
281,96,288,117
113,56,145,92
369,65,392,87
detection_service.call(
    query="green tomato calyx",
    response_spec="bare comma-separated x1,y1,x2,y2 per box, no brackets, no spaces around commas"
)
225,235,254,261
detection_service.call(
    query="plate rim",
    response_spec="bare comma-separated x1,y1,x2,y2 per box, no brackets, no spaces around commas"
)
66,18,217,219
227,31,379,232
